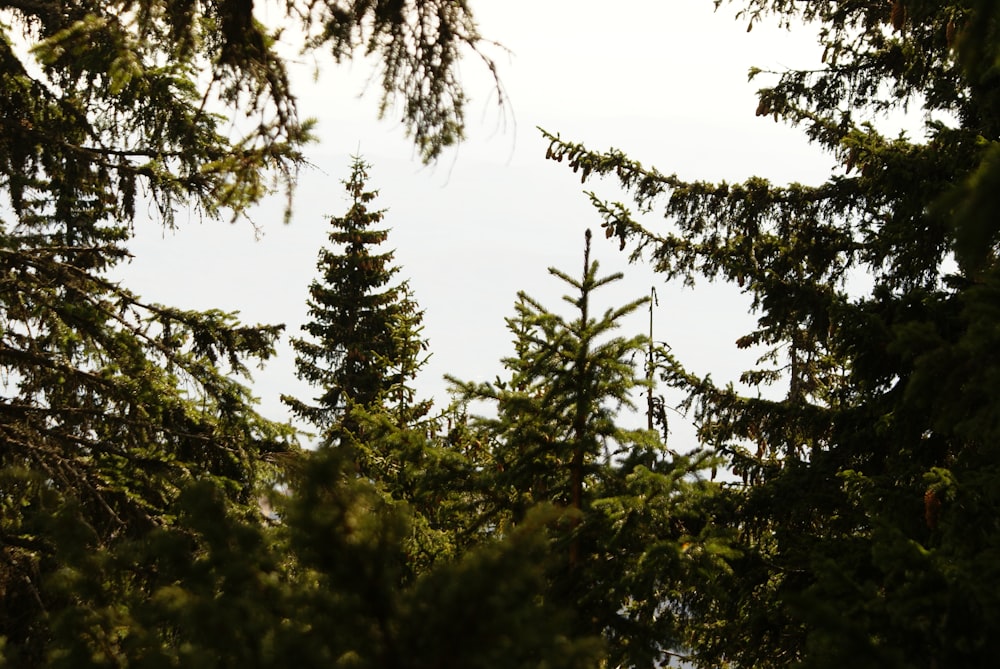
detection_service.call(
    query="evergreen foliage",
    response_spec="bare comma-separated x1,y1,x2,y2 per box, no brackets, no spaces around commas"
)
7,1,1000,666
0,205,294,665
453,231,732,669
0,0,496,228
542,1,1000,666
285,157,480,573
0,1,497,664
272,446,604,669
284,156,426,432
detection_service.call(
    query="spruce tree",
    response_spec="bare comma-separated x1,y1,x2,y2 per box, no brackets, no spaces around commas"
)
452,231,731,669
285,158,487,569
542,2,1000,667
284,156,425,433
454,230,652,525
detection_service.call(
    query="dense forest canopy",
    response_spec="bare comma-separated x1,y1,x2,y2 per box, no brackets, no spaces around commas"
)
2,0,1000,667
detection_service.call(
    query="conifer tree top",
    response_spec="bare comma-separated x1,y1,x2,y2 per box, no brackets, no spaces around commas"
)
285,157,427,435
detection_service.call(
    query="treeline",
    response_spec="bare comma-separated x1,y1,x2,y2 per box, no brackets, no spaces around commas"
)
3,1,1000,668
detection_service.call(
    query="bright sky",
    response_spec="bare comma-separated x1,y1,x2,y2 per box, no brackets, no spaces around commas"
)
118,2,834,447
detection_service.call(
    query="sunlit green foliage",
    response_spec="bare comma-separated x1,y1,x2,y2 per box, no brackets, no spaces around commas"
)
452,232,732,669
273,445,603,669
543,1,1000,667
0,0,497,664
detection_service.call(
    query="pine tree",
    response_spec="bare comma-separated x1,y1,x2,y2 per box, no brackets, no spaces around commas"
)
452,231,731,669
284,158,490,571
454,230,653,525
542,2,1000,667
284,156,420,433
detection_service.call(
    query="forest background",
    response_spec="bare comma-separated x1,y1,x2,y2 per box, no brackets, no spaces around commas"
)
2,1,999,668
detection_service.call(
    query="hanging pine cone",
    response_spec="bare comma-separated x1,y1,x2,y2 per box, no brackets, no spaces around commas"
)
891,0,906,33
924,487,942,529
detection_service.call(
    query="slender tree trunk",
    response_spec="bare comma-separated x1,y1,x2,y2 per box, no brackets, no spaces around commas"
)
568,230,592,569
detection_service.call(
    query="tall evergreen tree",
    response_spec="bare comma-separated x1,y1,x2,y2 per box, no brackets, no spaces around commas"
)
452,231,732,669
454,230,653,526
284,156,424,433
542,2,1000,667
284,158,488,571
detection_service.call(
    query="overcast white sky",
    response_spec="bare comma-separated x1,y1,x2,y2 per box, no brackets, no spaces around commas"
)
118,2,835,447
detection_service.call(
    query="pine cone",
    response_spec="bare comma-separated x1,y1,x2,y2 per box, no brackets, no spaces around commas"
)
924,487,942,529
891,0,906,33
